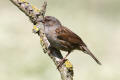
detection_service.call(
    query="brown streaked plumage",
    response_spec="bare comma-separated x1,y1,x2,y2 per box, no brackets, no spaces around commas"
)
43,16,101,67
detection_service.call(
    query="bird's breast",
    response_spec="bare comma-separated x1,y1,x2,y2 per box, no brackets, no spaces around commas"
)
44,26,70,51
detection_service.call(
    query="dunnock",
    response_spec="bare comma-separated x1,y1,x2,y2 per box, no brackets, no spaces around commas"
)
42,16,101,67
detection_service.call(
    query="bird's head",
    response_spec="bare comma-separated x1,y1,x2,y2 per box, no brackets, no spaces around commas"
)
43,16,61,27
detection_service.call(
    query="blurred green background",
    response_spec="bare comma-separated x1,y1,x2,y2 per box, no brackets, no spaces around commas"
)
0,0,120,80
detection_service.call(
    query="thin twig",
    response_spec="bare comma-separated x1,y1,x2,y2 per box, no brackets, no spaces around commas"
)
10,0,74,80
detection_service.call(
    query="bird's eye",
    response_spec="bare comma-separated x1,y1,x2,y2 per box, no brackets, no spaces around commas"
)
45,18,50,21
46,19,50,21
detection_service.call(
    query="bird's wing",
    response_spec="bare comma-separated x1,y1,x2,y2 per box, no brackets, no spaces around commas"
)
55,26,86,47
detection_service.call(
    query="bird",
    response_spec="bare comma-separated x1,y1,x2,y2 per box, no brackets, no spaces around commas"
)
42,16,101,67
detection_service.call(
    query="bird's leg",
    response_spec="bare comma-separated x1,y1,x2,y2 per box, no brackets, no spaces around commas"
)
57,51,71,68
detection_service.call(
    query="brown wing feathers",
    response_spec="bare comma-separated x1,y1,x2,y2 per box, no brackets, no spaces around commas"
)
55,26,86,47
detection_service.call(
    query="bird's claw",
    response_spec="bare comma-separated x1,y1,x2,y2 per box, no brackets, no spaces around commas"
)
57,58,67,69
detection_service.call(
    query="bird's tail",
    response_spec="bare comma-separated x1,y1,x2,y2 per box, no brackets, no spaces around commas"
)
81,46,102,65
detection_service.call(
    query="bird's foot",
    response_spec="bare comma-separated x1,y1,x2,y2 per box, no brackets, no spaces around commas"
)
57,58,67,69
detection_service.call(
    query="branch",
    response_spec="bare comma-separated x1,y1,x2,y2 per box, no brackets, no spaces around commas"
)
10,0,74,80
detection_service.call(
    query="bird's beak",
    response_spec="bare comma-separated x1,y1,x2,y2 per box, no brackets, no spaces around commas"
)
39,18,45,23
40,19,45,23
42,20,45,23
